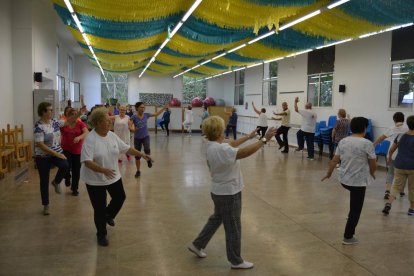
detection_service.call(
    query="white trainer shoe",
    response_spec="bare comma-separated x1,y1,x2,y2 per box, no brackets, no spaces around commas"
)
188,243,206,258
231,261,254,269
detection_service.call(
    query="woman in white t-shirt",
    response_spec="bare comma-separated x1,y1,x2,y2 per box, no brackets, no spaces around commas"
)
183,105,194,134
113,105,134,163
188,116,276,269
322,117,376,245
252,101,268,139
81,108,152,247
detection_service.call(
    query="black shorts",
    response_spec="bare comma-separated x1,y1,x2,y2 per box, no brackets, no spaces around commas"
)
134,136,150,160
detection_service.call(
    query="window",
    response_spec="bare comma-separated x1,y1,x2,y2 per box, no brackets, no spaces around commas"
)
307,47,335,107
70,81,80,102
262,62,278,105
68,55,73,81
182,76,207,104
56,45,60,74
307,73,333,107
101,72,128,104
234,70,244,105
390,61,414,109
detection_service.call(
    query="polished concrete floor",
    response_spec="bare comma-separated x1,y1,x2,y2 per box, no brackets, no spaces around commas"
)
0,133,413,276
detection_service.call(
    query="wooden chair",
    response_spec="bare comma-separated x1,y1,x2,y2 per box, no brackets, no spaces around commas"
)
4,124,29,166
14,124,32,162
0,129,15,174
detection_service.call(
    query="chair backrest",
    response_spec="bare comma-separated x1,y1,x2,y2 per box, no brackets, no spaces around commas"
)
314,122,320,133
5,124,16,145
14,124,25,144
156,118,162,127
375,140,391,156
319,120,327,129
328,116,337,128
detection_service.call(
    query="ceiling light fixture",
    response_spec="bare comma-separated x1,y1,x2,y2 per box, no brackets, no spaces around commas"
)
316,38,352,49
173,0,353,80
359,22,413,39
63,0,105,79
140,0,203,78
327,0,350,9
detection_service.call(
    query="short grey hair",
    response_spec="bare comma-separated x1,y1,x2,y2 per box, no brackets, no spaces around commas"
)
89,107,108,128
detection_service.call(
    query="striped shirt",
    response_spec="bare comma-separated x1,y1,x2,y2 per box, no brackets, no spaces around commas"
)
34,119,63,156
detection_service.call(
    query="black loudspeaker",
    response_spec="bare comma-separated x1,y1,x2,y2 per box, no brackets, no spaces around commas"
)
339,84,346,93
34,72,43,82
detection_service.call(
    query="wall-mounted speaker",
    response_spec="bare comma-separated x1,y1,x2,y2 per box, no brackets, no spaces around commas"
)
34,72,43,82
339,84,346,93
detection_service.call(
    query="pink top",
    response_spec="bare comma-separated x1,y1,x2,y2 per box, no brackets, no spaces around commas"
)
60,120,87,154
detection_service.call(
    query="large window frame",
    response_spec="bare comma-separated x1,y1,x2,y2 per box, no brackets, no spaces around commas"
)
262,62,278,106
101,72,128,104
68,55,73,81
234,70,245,105
307,72,333,107
389,59,414,110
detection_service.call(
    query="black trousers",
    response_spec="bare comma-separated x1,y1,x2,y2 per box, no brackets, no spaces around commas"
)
275,126,290,151
63,150,81,192
86,179,126,237
296,130,315,158
225,125,237,140
35,156,69,206
256,126,268,139
193,192,243,265
160,121,169,136
341,184,366,239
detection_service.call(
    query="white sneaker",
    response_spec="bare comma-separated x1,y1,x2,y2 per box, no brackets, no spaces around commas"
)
231,261,254,269
188,244,206,258
43,205,50,216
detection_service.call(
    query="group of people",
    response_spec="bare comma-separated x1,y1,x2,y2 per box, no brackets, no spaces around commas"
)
33,98,414,269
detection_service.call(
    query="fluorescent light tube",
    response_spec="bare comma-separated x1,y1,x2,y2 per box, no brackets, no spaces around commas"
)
327,0,350,9
63,0,75,13
72,14,84,33
248,31,275,44
182,0,203,22
169,22,183,38
212,52,226,60
264,57,284,63
200,59,211,65
227,44,247,53
279,10,320,31
316,38,352,49
246,63,262,68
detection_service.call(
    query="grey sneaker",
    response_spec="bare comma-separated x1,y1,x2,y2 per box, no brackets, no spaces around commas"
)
51,180,61,194
382,203,392,215
342,237,359,245
43,205,50,216
188,243,206,258
231,261,254,269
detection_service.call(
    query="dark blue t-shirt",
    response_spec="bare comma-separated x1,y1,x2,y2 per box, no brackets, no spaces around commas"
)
228,112,238,126
394,134,414,170
162,111,171,123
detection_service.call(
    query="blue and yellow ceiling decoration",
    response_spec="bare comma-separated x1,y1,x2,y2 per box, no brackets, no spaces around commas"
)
52,0,414,77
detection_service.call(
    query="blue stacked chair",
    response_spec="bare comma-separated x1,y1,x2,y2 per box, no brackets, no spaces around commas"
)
365,119,373,141
327,115,337,129
314,122,321,144
375,140,390,165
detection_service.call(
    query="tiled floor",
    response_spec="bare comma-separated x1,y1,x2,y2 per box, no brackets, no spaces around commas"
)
0,134,413,275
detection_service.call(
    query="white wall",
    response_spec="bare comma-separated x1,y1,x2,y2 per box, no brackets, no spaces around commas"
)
74,55,101,109
204,32,414,139
128,74,183,105
12,0,33,139
207,73,234,106
0,0,15,127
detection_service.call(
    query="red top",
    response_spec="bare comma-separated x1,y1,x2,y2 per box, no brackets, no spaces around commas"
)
60,120,87,154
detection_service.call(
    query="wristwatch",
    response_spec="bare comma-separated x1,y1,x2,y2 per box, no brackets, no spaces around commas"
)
261,138,267,144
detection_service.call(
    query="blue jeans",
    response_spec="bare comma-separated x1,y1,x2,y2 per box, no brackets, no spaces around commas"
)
296,130,315,158
35,156,69,206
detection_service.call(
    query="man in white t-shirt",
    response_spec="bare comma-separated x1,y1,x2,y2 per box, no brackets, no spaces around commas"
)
373,112,408,199
294,97,317,160
273,102,291,153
